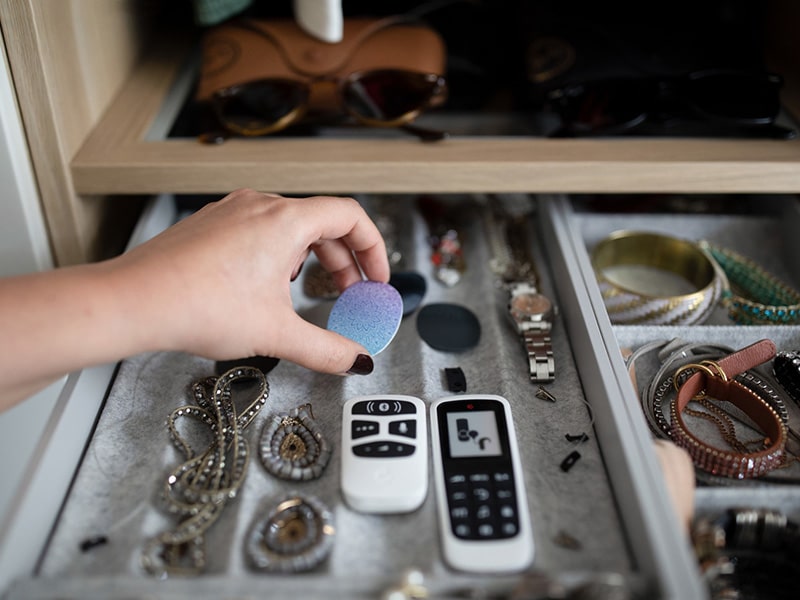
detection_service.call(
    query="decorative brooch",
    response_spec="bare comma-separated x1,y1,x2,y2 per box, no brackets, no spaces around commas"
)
246,493,335,573
259,403,332,481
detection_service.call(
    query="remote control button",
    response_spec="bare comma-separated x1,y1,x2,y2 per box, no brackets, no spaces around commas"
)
494,471,512,483
472,486,491,502
450,506,470,520
475,504,493,520
353,441,416,457
450,489,468,502
351,420,379,439
351,399,418,415
443,468,521,540
499,504,516,519
496,488,514,500
501,522,518,536
388,419,417,438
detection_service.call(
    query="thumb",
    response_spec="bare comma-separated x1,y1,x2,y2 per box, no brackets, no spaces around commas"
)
274,314,374,376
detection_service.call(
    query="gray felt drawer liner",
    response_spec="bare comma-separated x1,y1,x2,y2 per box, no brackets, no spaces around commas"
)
565,196,800,527
8,194,798,599
6,196,634,599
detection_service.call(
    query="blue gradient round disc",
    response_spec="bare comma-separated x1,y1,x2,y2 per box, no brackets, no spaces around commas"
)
327,281,403,355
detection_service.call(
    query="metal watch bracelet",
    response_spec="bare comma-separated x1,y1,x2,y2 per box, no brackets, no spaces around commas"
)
522,327,555,383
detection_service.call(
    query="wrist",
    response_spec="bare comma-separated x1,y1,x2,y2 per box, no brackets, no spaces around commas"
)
100,254,185,356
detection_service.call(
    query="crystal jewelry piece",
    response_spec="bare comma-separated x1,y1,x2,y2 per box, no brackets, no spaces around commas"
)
259,403,332,481
627,338,800,484
417,195,466,287
700,240,800,325
773,350,800,404
246,493,335,573
141,366,269,577
670,340,788,479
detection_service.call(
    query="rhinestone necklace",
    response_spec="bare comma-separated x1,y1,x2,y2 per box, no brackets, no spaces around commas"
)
141,366,269,576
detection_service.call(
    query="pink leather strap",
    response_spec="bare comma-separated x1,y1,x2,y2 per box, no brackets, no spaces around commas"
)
671,339,785,479
715,339,776,378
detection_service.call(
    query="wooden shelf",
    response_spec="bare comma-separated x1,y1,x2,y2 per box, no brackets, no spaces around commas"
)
71,41,800,196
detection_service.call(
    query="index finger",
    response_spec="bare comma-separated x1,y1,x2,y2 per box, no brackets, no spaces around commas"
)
300,196,391,283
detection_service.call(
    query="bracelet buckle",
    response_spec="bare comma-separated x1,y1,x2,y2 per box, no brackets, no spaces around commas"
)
673,360,728,400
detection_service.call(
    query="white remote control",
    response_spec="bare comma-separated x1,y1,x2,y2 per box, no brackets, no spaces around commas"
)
430,394,534,573
341,394,428,513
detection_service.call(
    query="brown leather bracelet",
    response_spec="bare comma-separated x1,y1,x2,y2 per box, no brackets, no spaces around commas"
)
670,339,787,479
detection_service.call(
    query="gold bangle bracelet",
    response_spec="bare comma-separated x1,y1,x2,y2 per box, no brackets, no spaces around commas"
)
591,230,727,326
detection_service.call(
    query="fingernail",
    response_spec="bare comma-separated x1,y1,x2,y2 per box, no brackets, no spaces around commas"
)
347,354,374,375
290,261,305,282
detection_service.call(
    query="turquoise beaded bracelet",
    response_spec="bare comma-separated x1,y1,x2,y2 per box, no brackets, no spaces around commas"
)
699,240,800,325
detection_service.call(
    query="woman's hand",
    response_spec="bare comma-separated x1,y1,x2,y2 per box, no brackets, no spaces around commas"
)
113,189,390,373
0,189,389,411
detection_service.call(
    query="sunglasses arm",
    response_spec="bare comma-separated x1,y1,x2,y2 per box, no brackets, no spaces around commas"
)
401,122,448,142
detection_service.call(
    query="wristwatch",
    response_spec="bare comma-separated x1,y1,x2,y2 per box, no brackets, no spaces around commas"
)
507,281,555,383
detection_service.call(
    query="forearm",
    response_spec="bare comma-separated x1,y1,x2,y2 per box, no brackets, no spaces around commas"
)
0,190,392,412
0,261,160,411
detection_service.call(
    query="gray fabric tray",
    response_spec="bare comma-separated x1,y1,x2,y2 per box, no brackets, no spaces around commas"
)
574,202,800,522
17,196,633,599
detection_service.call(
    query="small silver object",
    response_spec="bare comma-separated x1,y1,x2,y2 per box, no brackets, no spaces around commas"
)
536,385,557,402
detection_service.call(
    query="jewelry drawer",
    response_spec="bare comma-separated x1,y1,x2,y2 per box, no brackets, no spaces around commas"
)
540,194,800,600
2,193,649,599
11,193,794,599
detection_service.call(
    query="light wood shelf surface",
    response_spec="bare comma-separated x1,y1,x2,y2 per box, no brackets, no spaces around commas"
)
71,40,800,196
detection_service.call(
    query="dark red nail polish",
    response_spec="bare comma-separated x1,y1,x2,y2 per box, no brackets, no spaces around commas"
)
347,354,374,375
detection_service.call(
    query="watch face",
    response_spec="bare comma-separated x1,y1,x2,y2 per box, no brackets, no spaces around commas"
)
510,293,552,318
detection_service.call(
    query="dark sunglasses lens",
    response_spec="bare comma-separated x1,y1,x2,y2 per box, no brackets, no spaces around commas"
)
216,80,307,132
687,72,780,123
343,70,443,122
556,80,648,132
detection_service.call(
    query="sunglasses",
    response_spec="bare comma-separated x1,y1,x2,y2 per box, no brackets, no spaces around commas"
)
546,69,796,139
205,68,448,143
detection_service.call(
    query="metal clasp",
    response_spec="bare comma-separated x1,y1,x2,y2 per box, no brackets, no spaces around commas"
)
673,360,728,400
